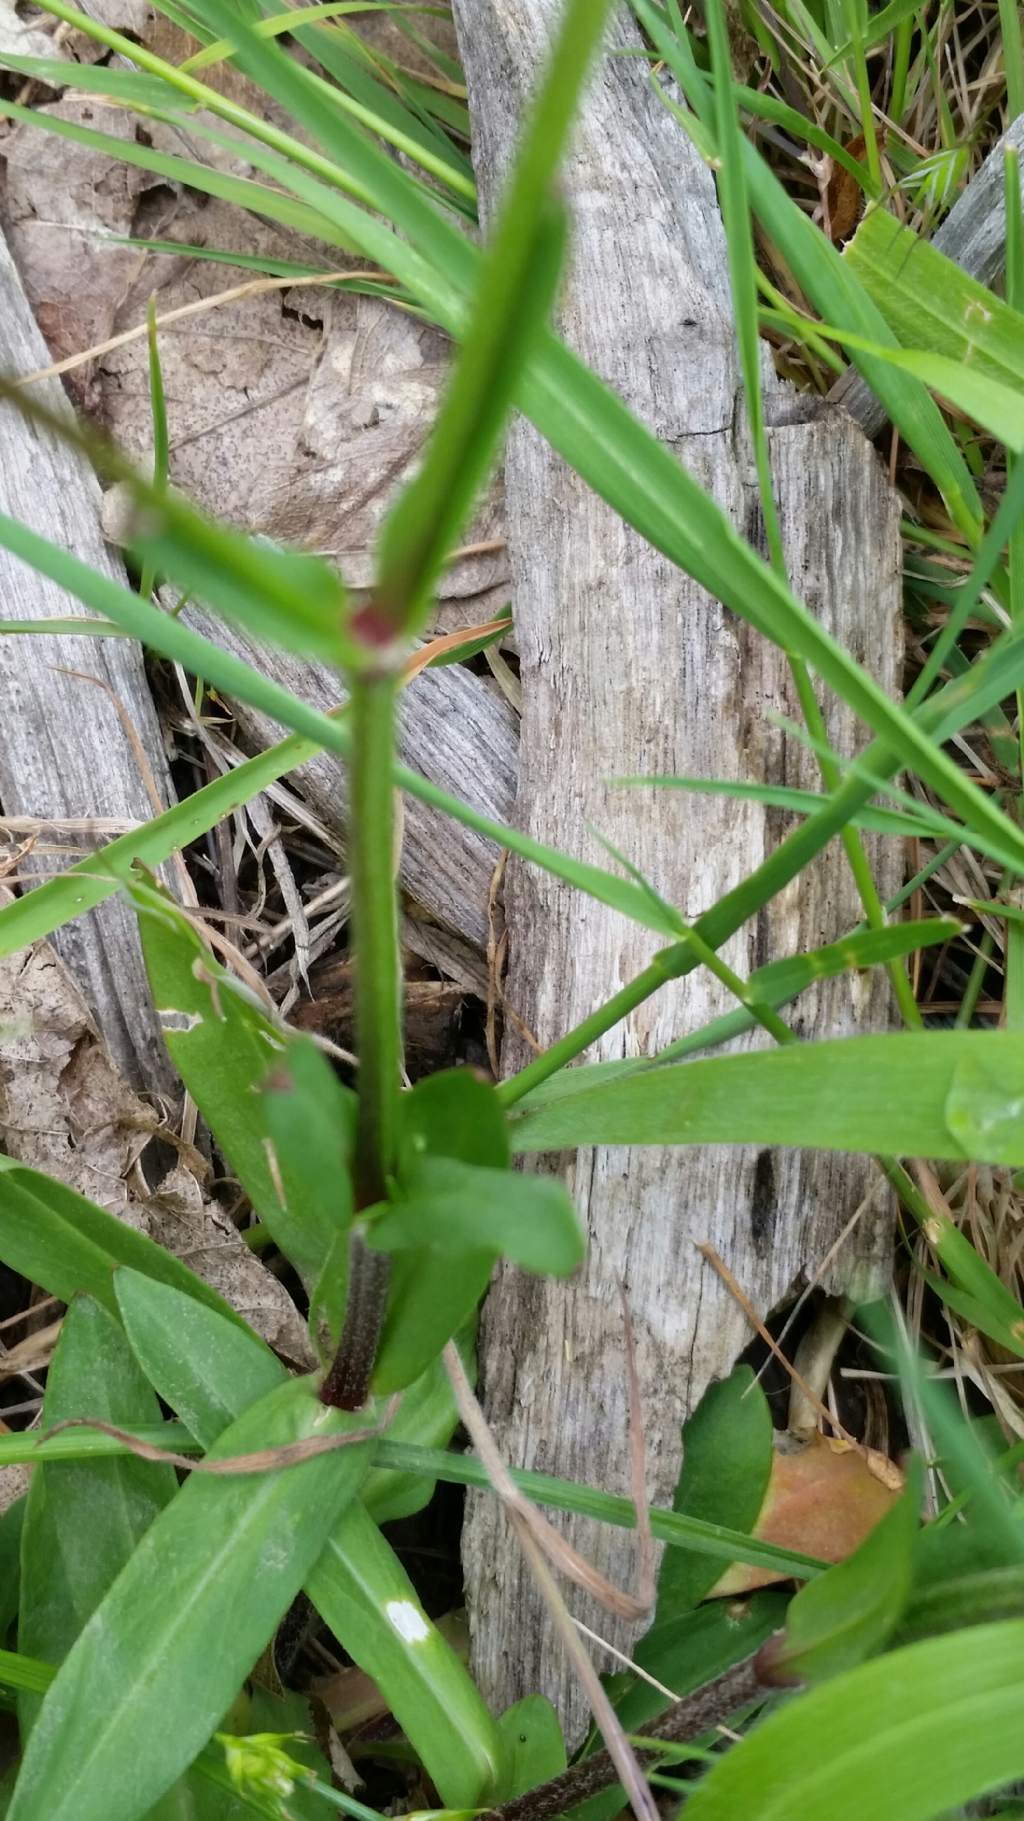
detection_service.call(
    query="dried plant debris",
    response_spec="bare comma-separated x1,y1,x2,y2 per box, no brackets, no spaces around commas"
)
0,0,56,68
3,96,179,404
104,257,510,624
0,918,312,1362
5,61,508,624
4,49,514,960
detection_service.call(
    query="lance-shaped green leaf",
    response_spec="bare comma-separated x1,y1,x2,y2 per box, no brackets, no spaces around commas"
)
135,883,355,1337
8,1376,373,1821
115,1271,285,1449
306,1498,504,1805
510,1030,1024,1167
18,1298,176,1734
0,1158,244,1328
131,879,322,1255
112,1271,501,1807
653,1367,774,1621
374,0,612,638
261,1037,356,1297
371,1069,511,1393
685,1621,1024,1821
113,1268,467,1524
845,208,1024,395
496,1696,566,1801
371,1248,494,1396
401,1067,510,1169
367,1158,585,1276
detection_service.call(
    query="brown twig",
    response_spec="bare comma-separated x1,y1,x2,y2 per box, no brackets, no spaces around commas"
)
487,1649,771,1821
696,1243,861,1450
42,1412,387,1474
443,1343,659,1821
17,269,391,387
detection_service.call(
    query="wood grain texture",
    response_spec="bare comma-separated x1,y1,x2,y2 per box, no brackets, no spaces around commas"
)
0,227,175,1098
453,3,903,1735
182,608,519,952
831,113,1024,437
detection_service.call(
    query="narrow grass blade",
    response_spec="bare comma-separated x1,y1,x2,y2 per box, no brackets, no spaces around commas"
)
375,0,612,637
0,723,333,957
635,0,985,544
0,511,680,937
0,1425,826,1582
509,1031,1024,1167
0,98,347,243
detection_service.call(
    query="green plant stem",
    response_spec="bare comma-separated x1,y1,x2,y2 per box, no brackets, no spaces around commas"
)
496,948,686,1108
999,0,1024,126
888,11,913,123
321,670,401,1411
349,671,402,1203
789,658,922,1028
0,1434,824,1579
498,928,792,1111
842,0,882,190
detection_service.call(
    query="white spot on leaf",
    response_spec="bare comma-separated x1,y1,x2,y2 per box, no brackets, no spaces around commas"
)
385,1599,430,1643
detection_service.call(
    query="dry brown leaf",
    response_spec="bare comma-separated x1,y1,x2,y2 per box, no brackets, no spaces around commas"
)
3,96,178,401
709,1432,904,1597
0,0,57,66
3,49,508,621
824,135,884,246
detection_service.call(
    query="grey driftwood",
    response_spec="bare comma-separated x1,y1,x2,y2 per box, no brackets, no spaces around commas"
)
0,228,314,1348
454,4,903,1734
831,113,1024,437
181,610,519,955
0,226,176,1099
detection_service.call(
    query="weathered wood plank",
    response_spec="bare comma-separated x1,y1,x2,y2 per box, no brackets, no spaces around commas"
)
454,3,902,1735
0,231,310,1349
182,608,519,953
0,227,176,1097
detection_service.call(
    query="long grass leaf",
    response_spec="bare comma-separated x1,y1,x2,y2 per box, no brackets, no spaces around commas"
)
509,1030,1024,1168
